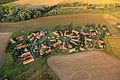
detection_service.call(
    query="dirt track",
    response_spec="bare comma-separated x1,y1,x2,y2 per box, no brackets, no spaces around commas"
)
0,32,12,68
48,51,120,80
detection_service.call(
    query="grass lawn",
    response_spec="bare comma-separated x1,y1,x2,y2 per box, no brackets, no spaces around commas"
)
0,14,108,32
0,52,59,80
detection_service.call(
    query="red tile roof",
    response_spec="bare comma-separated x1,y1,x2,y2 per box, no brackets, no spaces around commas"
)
53,40,61,47
40,50,45,55
23,58,34,65
16,35,24,39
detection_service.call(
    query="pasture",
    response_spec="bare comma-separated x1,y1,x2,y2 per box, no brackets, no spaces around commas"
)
0,14,108,32
48,51,120,80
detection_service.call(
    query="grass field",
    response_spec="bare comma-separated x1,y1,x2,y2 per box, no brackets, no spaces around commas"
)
60,0,120,4
0,14,108,32
0,51,59,80
105,35,120,60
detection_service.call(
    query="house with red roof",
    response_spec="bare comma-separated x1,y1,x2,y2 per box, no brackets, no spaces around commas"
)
40,50,45,55
10,38,16,44
69,48,76,53
53,40,61,47
80,47,85,51
90,32,96,35
46,48,52,54
16,35,24,40
20,51,35,65
72,29,79,34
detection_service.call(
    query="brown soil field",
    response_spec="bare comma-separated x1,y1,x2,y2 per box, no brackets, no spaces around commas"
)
0,32,12,68
103,14,118,34
0,14,108,32
48,51,120,80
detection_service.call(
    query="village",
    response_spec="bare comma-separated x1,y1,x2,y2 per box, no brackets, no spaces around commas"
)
9,24,110,65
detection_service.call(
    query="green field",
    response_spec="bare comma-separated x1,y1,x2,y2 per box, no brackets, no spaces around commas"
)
0,51,59,80
0,14,108,32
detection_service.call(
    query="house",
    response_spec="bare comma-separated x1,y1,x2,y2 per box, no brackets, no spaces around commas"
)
72,29,79,34
64,30,69,36
69,48,76,53
71,39,79,42
40,31,44,36
50,39,56,42
53,31,59,36
21,51,31,57
81,31,88,35
28,34,33,38
60,42,67,49
117,25,120,28
40,50,45,55
98,40,104,48
60,31,63,36
70,40,78,45
90,32,96,35
68,44,72,48
46,48,52,54
42,44,48,48
16,35,24,40
17,44,30,49
10,38,16,44
30,37,35,41
80,47,85,51
23,57,34,65
53,40,61,47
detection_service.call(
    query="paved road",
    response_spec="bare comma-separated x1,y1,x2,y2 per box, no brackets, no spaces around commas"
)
48,51,120,80
0,32,12,68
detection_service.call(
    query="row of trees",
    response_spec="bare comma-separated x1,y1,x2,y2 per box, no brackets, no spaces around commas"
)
57,2,120,8
0,0,17,4
0,5,55,22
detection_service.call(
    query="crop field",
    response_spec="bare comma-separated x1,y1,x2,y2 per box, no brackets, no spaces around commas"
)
60,0,120,4
48,51,120,80
13,0,63,6
105,35,120,60
0,14,108,32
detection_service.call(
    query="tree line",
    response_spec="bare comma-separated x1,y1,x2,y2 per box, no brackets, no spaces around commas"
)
0,5,56,22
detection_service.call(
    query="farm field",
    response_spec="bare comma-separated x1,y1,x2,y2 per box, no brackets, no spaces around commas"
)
48,51,120,80
0,14,108,32
0,32,12,68
60,0,120,4
13,0,63,6
105,36,120,60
